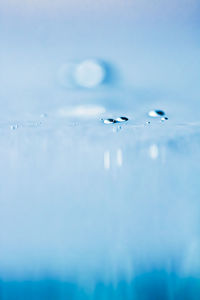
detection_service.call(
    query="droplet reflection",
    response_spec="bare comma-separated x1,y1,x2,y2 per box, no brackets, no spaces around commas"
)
104,150,110,170
149,144,159,159
116,149,123,167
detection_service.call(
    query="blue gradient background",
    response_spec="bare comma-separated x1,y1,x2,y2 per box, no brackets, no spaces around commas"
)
0,0,200,114
1,1,200,299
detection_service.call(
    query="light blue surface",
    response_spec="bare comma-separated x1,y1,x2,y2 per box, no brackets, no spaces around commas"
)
0,114,200,299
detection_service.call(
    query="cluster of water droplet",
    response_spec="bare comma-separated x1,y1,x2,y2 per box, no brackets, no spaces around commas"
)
102,110,168,126
147,110,168,124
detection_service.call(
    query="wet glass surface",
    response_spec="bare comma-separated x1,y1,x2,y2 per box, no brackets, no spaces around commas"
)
0,112,200,299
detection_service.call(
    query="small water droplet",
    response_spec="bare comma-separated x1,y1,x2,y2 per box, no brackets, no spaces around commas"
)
148,110,165,117
115,116,128,123
161,116,168,122
146,121,151,125
10,124,18,130
102,118,116,124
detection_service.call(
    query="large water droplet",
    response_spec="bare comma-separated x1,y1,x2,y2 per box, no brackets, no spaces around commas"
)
148,110,165,117
102,118,116,124
115,116,128,123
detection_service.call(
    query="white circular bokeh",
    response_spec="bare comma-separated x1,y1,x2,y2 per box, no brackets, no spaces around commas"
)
74,59,106,88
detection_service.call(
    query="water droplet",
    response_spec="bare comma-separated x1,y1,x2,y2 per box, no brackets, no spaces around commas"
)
148,110,165,117
161,116,168,122
115,116,128,123
10,124,18,130
102,118,116,124
146,121,151,125
112,125,122,133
